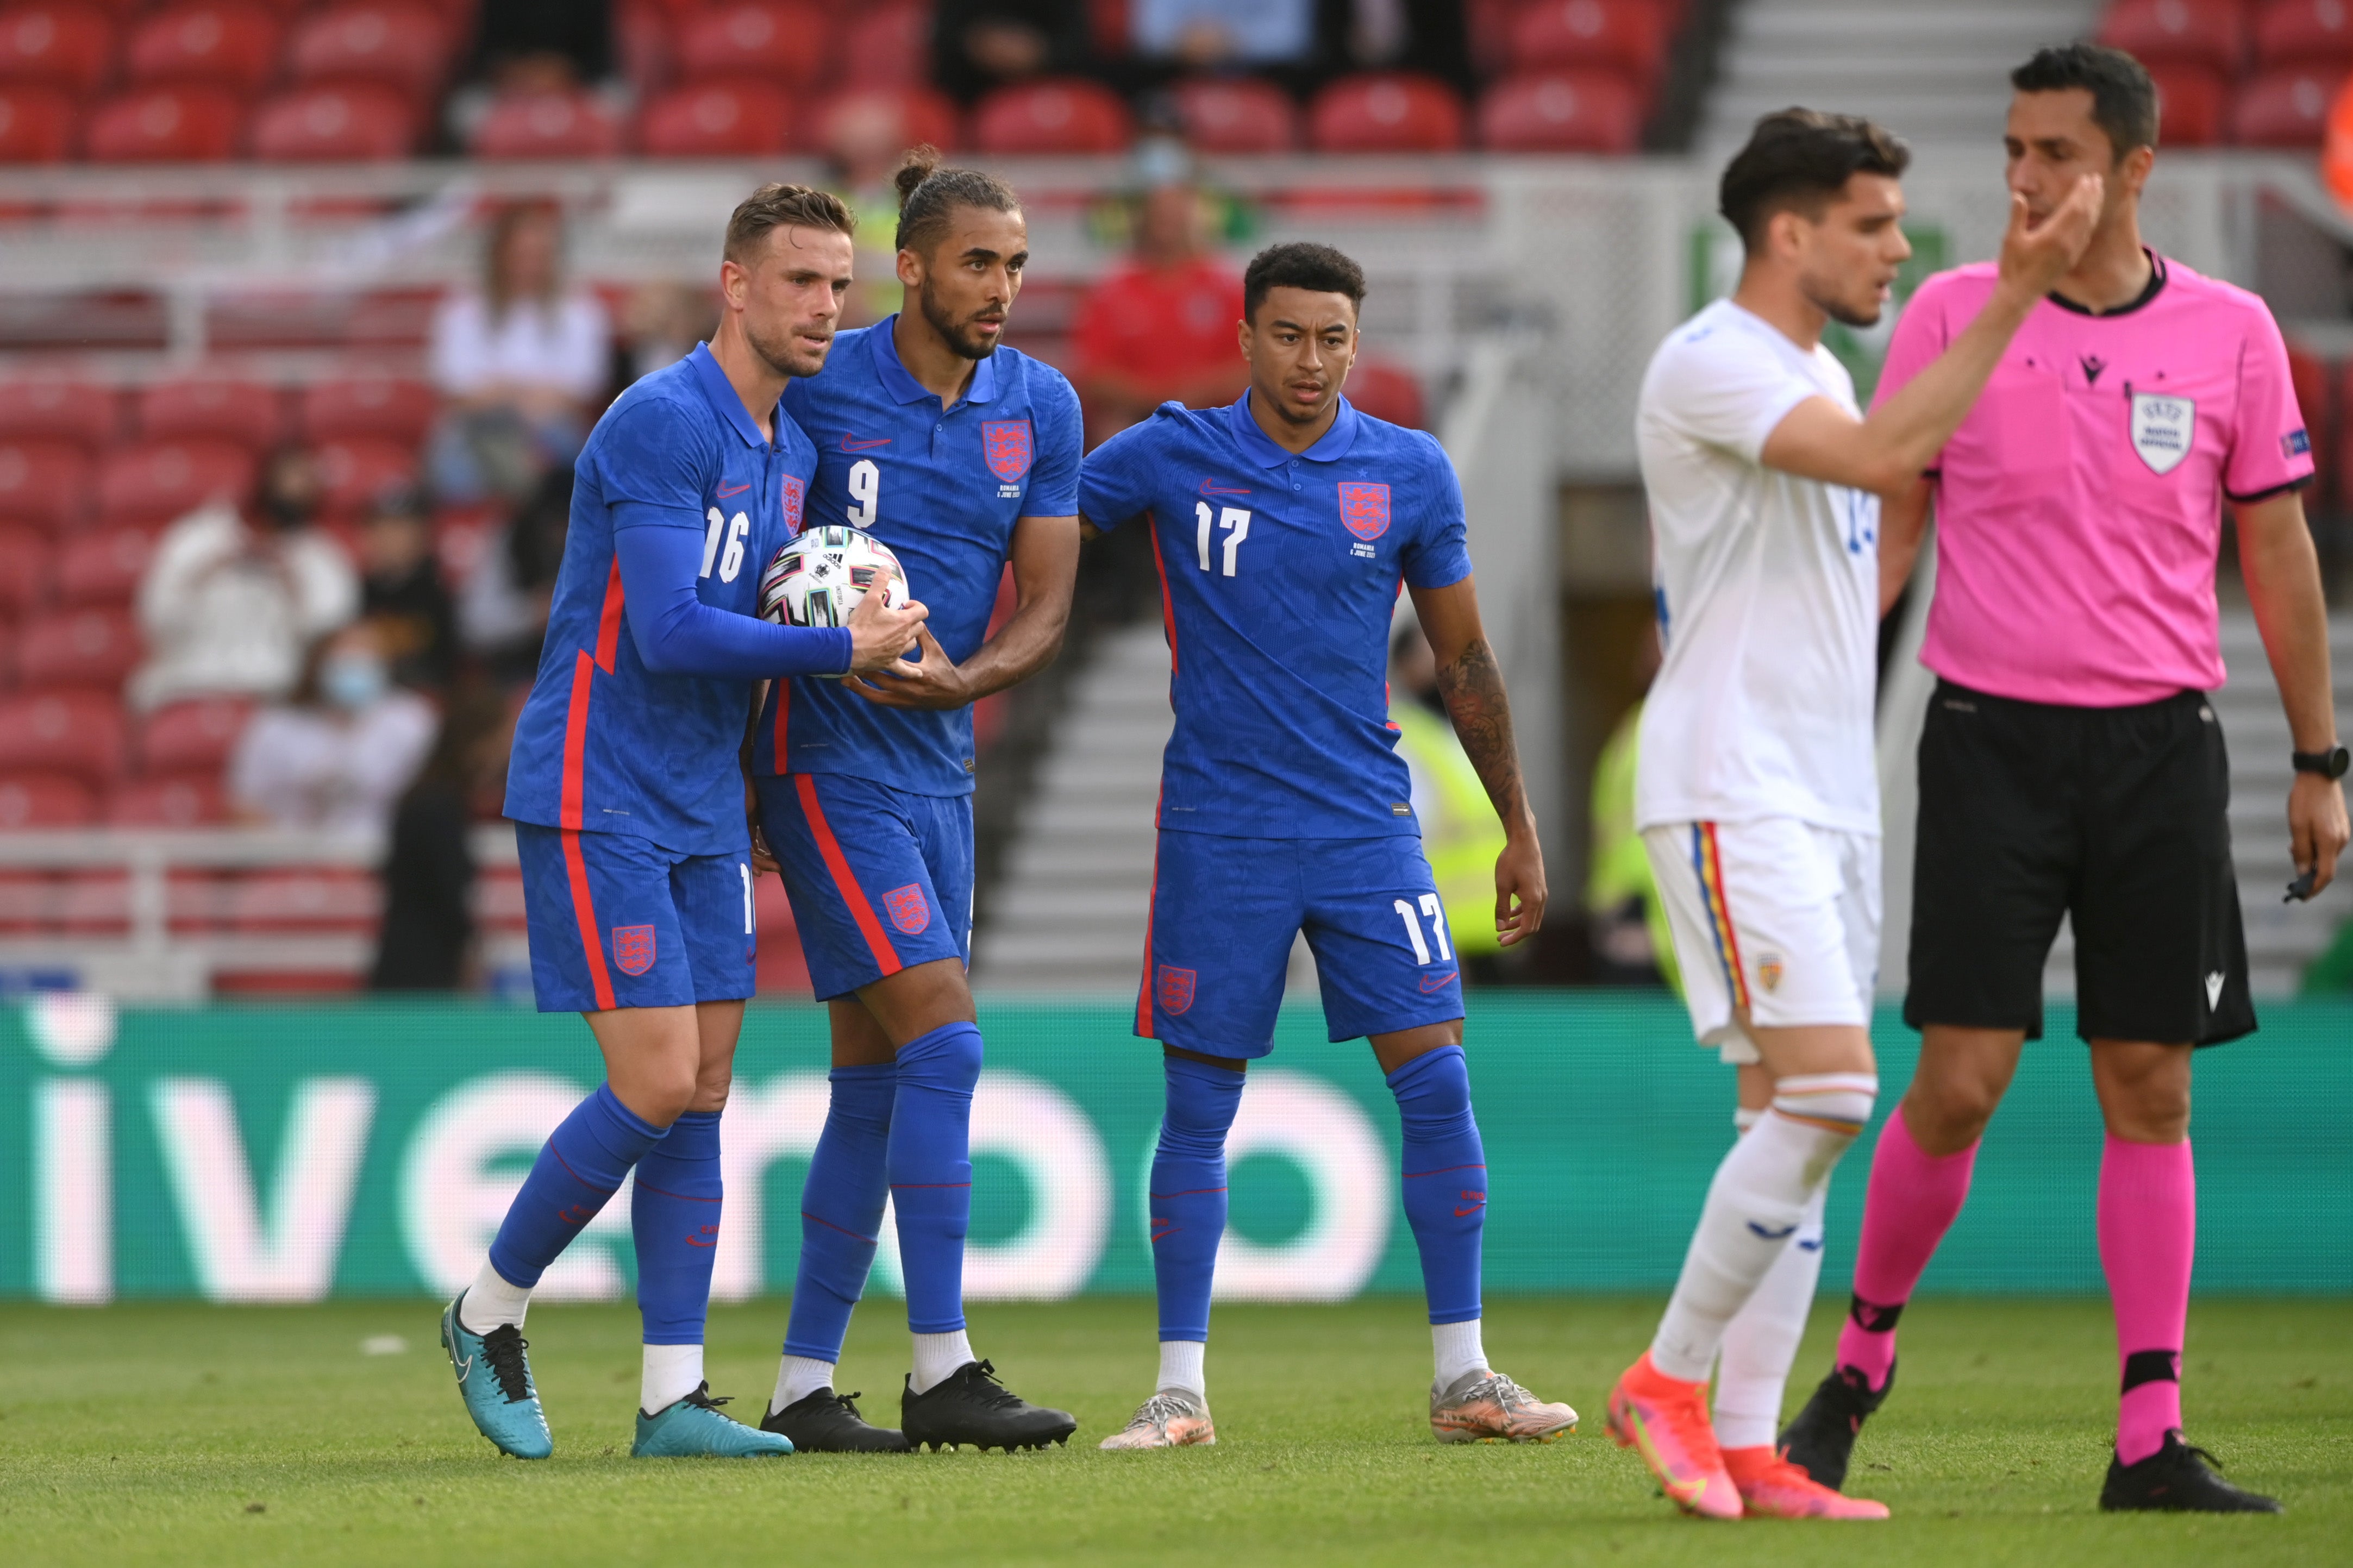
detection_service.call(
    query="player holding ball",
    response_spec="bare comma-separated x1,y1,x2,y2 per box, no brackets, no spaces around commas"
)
443,184,925,1460
752,149,1086,1454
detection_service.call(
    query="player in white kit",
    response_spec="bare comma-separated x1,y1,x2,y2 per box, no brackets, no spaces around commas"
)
1605,108,2100,1521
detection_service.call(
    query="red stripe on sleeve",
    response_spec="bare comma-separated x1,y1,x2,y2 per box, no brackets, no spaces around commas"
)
792,773,902,976
560,827,617,1011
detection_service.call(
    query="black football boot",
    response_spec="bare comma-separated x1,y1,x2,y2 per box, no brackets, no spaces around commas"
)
900,1359,1077,1452
762,1387,912,1453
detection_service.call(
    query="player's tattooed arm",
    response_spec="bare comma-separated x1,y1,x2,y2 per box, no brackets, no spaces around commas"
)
1410,576,1547,943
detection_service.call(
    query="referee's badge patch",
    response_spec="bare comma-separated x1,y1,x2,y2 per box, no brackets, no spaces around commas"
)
2130,392,2195,475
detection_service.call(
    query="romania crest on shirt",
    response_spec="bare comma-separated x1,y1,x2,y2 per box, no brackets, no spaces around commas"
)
983,419,1033,481
1338,480,1391,540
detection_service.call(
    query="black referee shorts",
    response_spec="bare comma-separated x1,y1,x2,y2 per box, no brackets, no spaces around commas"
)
1905,679,2254,1046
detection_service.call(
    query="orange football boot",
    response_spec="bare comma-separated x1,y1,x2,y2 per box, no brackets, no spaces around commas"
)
1722,1445,1891,1519
1605,1352,1742,1520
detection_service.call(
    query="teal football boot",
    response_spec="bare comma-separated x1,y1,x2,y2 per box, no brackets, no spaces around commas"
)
440,1294,553,1459
633,1385,796,1458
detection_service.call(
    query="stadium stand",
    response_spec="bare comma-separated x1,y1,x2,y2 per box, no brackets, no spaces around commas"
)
1310,73,1467,153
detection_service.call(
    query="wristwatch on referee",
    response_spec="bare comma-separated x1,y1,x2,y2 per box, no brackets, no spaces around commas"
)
2292,744,2350,779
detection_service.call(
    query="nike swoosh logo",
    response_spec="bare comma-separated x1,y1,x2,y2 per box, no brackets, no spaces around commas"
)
1454,1205,1485,1217
1199,480,1249,496
1747,1221,1798,1240
454,1353,474,1381
685,1235,716,1248
841,435,892,451
716,481,752,497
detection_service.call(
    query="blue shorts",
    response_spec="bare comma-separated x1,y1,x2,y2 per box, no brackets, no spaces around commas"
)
757,772,973,1002
1136,831,1466,1056
515,824,758,1013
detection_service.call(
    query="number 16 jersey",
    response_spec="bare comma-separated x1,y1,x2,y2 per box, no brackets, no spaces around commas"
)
1079,392,1473,841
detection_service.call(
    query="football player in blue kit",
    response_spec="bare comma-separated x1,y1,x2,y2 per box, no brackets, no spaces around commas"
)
440,184,928,1461
750,150,1085,1453
1082,243,1580,1451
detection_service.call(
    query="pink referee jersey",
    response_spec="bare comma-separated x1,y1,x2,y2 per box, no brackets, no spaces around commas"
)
1876,254,2316,707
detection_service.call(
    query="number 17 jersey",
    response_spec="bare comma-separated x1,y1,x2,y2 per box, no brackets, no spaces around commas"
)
1079,392,1473,841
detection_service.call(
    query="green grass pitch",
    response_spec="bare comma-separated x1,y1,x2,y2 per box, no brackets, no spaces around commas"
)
1,1296,2344,1566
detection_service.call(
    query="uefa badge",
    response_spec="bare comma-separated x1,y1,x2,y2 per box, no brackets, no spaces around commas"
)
2130,392,2194,476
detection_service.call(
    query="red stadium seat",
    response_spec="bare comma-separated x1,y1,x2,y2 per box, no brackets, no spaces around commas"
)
468,90,627,158
54,870,129,936
2150,64,2229,146
0,691,128,784
0,380,118,450
227,867,382,932
139,695,252,775
300,376,435,446
53,525,157,607
2233,64,2344,145
16,608,141,692
0,525,47,614
97,439,254,525
0,773,97,827
107,775,224,825
1479,70,1644,153
475,863,527,933
0,440,93,531
0,872,56,935
315,436,415,516
1509,0,1669,84
0,7,116,93
138,377,283,449
124,4,283,93
1309,73,1466,153
250,82,418,160
1171,76,1299,154
972,78,1132,155
640,80,795,155
675,3,828,90
1346,358,1426,430
83,86,245,161
2255,0,2353,65
285,4,450,96
0,84,72,161
836,3,930,89
805,85,959,160
2098,0,2245,67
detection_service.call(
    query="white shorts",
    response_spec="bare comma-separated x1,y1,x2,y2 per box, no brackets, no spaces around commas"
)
1642,818,1880,1064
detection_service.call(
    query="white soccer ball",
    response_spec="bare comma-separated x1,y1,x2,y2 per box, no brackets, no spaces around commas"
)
758,525,912,678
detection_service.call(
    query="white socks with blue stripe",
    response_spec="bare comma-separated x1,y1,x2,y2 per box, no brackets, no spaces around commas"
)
1651,1073,1876,1382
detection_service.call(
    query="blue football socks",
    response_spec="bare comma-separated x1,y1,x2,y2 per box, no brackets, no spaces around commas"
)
630,1108,722,1346
1388,1045,1485,1326
488,1082,669,1290
1151,1055,1245,1344
783,1062,896,1364
887,1021,985,1335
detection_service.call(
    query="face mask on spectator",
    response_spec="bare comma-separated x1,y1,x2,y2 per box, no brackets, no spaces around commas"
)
321,652,389,710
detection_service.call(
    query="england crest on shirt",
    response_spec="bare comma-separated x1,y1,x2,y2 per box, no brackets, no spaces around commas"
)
2130,392,2195,476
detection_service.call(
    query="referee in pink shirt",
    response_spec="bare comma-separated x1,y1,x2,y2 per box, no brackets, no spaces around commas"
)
1776,45,2345,1514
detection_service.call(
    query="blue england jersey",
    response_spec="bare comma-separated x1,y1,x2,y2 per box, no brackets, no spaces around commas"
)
752,318,1082,794
507,344,818,855
1080,392,1473,840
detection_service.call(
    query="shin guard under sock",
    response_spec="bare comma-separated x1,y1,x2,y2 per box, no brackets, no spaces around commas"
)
1836,1108,1977,1391
487,1083,668,1291
1388,1045,1486,1327
630,1109,722,1346
2100,1133,2195,1464
888,1022,984,1335
1150,1055,1244,1344
783,1063,895,1364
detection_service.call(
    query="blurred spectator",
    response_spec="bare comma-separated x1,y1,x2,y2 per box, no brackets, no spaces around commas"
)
428,202,611,505
1329,0,1470,92
227,620,437,834
357,486,458,694
131,447,361,712
1134,0,1317,66
934,0,1095,105
459,465,574,687
1388,622,1507,979
1072,140,1246,444
608,281,714,402
370,680,514,990
1585,623,1670,987
465,0,614,93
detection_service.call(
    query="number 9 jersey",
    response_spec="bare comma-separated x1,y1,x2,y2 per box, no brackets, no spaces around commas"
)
1079,392,1473,841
